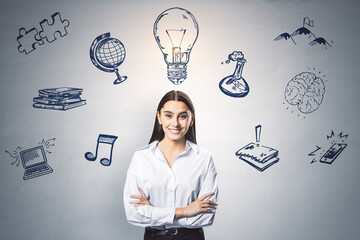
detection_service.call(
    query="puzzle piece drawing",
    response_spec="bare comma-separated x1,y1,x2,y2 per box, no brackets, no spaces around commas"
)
17,27,44,54
39,12,70,43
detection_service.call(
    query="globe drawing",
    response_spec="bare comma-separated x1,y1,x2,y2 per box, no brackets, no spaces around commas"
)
95,38,125,68
90,32,127,84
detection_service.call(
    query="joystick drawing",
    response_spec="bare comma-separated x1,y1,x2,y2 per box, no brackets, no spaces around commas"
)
219,51,249,98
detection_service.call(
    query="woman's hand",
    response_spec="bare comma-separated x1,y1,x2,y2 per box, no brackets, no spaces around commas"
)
175,192,217,218
130,187,153,207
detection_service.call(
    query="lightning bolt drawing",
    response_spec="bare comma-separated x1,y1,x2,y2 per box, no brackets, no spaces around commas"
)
327,130,335,140
337,132,348,140
309,146,321,164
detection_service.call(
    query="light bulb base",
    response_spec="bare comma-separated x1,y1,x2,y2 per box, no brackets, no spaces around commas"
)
167,63,187,85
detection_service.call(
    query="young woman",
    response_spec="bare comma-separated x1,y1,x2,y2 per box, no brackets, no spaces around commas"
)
123,90,218,240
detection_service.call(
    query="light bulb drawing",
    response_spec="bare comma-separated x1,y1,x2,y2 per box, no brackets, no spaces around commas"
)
153,7,199,85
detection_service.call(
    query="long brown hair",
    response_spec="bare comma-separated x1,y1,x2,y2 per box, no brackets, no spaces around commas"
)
149,90,196,144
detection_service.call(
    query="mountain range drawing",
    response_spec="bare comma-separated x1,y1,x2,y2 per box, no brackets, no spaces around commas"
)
274,17,332,49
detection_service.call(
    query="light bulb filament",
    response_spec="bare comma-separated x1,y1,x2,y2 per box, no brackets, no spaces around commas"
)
166,29,186,47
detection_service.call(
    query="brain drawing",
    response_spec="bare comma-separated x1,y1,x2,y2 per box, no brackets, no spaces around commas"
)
284,72,325,114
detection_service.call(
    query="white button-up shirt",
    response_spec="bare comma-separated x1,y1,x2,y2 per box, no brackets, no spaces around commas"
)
123,140,218,229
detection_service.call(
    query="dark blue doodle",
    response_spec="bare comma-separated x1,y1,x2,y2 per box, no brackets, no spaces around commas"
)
5,146,23,166
17,28,44,54
38,12,70,43
153,7,199,85
17,12,69,55
273,32,296,45
219,51,249,98
5,138,55,180
309,37,331,47
33,87,86,111
274,17,332,49
20,146,53,180
85,134,118,166
284,71,325,114
309,131,348,165
90,32,127,85
235,125,279,172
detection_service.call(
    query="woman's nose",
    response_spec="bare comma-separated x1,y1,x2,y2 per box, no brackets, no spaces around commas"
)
171,117,180,126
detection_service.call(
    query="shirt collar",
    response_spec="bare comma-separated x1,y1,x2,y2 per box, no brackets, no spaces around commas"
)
148,140,199,154
186,140,199,153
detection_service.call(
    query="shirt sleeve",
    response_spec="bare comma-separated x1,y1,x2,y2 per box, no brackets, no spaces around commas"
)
123,167,175,227
176,155,218,228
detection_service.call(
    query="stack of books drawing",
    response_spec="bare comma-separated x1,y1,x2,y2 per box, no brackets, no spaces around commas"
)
33,87,86,111
235,125,279,172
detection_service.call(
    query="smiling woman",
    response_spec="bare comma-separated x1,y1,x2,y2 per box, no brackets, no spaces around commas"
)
123,90,218,240
149,90,197,145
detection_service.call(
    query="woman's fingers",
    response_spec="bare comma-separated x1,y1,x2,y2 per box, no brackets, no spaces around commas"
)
202,208,213,213
202,200,217,206
138,187,147,199
202,203,217,209
130,195,143,199
130,187,153,207
133,203,144,207
198,192,214,201
201,201,217,207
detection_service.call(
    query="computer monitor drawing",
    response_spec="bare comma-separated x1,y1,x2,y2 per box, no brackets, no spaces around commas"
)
20,146,53,180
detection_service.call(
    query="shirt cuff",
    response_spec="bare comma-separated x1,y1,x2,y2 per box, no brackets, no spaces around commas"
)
151,207,175,225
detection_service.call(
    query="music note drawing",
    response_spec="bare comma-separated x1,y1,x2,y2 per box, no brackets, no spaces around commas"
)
85,134,118,166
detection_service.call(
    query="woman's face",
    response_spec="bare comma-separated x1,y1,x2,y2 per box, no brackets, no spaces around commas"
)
157,100,194,142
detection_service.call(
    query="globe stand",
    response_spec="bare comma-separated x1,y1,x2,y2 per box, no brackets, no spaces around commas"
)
113,68,127,85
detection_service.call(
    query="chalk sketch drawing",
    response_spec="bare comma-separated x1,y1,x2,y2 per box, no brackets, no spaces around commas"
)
219,51,249,98
39,12,70,43
309,131,348,165
17,12,70,54
33,87,86,111
17,27,44,54
90,32,127,85
153,7,199,85
5,138,55,180
85,134,118,166
274,17,332,49
235,125,279,172
284,71,325,115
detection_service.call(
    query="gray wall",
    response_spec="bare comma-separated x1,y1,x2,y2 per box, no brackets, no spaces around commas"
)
1,0,359,239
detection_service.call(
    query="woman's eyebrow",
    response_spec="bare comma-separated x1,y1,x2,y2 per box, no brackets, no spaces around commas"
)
179,112,189,115
162,111,188,115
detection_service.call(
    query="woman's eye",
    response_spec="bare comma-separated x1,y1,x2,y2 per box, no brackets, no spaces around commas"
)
165,114,172,118
179,114,188,119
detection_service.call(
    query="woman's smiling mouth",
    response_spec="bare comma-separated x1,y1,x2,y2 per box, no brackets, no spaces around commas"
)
169,128,182,134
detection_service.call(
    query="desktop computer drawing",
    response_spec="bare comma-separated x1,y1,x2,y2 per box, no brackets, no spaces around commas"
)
20,146,53,180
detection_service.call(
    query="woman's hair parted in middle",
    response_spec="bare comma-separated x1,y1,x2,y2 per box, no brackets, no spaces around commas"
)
148,90,196,144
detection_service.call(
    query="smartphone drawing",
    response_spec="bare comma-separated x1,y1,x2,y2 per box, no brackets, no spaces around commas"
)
320,143,347,164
